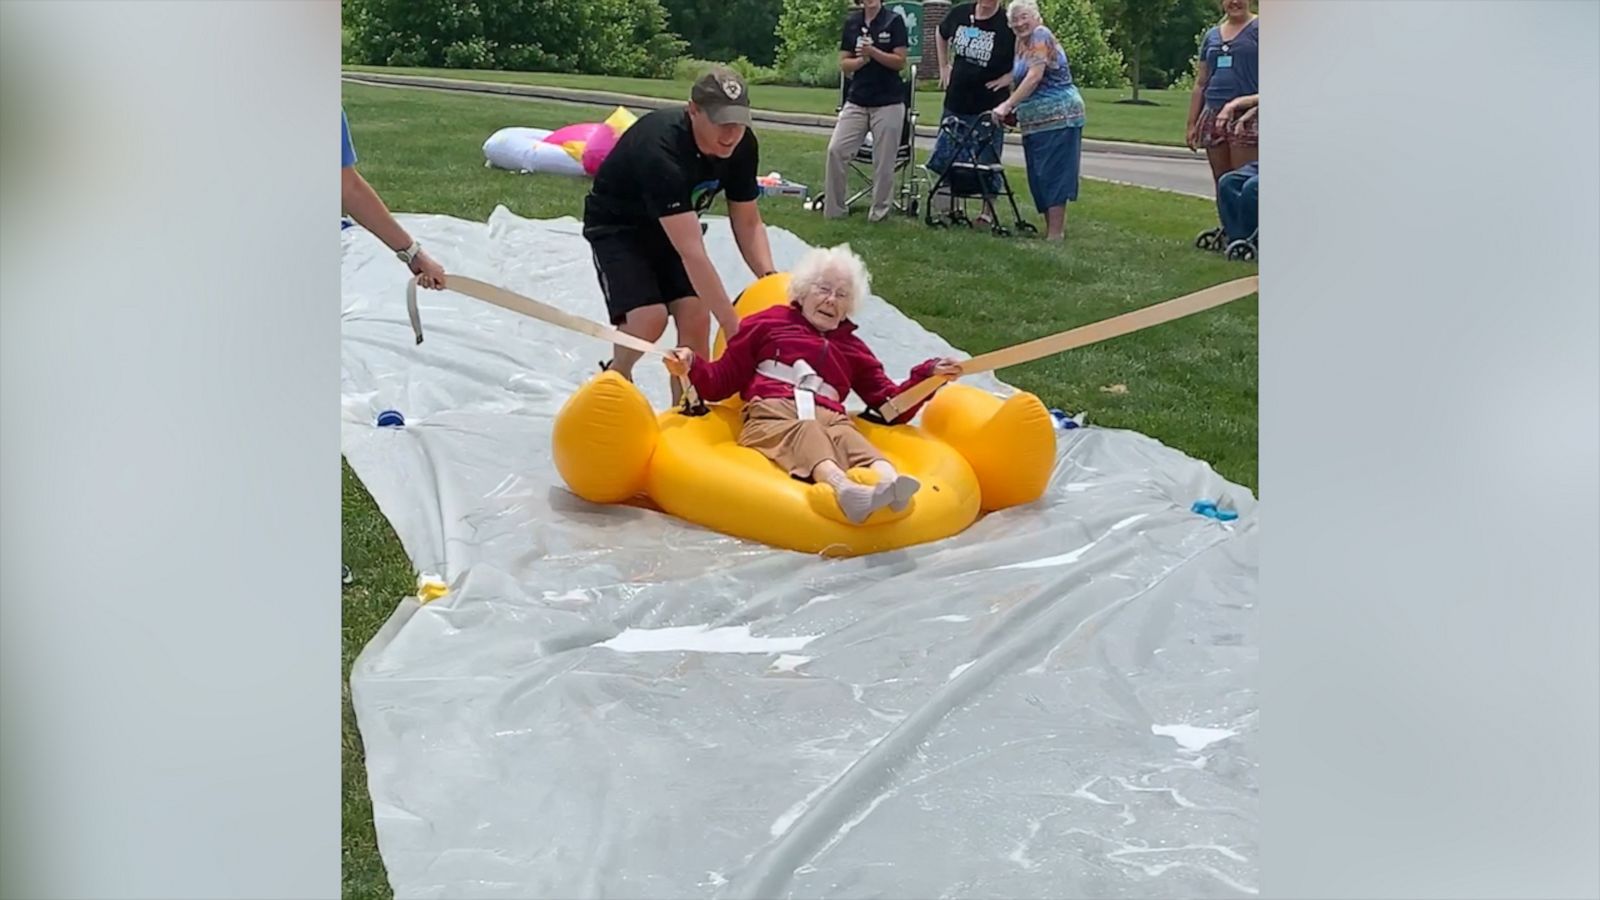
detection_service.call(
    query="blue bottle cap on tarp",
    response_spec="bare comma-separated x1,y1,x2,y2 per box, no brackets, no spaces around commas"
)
376,409,405,428
1049,408,1082,430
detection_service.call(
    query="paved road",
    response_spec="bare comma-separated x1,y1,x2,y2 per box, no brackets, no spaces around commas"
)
343,72,1217,199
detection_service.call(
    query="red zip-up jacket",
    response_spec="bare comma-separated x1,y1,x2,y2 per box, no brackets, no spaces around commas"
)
686,303,943,424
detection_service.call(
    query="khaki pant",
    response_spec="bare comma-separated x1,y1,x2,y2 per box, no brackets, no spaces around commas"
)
740,398,884,478
824,102,905,222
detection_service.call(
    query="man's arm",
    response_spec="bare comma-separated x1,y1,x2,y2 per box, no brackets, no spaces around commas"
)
341,167,413,254
659,212,741,338
721,134,774,280
341,166,446,289
727,200,775,280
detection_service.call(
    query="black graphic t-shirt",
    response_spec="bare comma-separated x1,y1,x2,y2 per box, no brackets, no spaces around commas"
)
582,106,760,237
938,1,1016,115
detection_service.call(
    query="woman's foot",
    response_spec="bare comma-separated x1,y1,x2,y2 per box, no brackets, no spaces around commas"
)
869,461,921,512
818,461,878,524
834,482,878,523
881,474,922,512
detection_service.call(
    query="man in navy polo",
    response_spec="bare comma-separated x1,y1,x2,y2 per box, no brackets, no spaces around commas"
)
822,0,910,222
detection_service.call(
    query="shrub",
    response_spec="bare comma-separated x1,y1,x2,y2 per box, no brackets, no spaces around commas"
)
776,0,850,66
443,37,494,69
1038,0,1124,88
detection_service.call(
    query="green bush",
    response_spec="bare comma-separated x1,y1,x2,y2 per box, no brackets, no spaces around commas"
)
777,48,842,87
777,0,850,66
726,55,781,85
673,57,724,81
675,54,784,86
443,37,494,69
1039,0,1124,88
346,0,686,78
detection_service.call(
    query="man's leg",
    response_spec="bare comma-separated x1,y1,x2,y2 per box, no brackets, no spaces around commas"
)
665,294,711,407
824,103,871,219
609,304,670,381
867,103,905,222
591,230,668,380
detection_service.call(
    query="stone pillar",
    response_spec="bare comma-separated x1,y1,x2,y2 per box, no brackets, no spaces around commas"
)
921,0,950,79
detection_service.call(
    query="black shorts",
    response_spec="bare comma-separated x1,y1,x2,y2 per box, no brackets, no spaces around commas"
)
585,227,696,326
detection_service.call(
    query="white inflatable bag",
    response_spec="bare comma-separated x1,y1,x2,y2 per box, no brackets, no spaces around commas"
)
482,127,585,176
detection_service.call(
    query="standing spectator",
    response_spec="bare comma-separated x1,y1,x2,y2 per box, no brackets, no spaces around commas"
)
991,0,1086,242
929,0,1016,225
341,109,447,289
822,0,910,222
1185,0,1259,186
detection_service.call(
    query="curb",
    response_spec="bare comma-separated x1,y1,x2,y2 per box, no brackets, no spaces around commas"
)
341,71,1198,161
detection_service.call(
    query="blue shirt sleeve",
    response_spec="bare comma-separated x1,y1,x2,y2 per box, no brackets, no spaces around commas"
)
341,110,357,168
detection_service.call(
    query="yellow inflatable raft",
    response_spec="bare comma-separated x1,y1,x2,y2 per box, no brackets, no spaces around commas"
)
551,274,1057,557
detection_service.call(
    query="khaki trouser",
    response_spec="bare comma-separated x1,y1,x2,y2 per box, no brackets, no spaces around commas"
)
740,398,884,478
824,101,905,221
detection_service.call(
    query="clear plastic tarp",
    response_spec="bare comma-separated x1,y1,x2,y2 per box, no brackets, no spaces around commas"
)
343,207,1260,899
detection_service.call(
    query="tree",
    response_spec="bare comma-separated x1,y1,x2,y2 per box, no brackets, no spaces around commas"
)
663,0,784,67
1095,0,1179,100
776,0,850,66
1147,0,1220,89
1038,0,1124,89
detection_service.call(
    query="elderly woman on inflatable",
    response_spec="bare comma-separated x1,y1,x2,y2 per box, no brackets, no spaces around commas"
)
663,245,964,524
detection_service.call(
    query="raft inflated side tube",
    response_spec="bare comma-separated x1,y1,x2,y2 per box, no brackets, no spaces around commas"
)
920,384,1056,511
552,371,659,503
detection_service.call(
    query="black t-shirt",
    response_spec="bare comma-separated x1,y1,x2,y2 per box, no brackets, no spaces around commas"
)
582,106,760,238
938,2,1015,115
840,7,910,108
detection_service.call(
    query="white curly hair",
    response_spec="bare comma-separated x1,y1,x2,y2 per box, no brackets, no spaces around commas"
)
1007,0,1042,25
787,243,872,318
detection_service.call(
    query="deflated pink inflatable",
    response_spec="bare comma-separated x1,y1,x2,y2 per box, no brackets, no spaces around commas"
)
543,123,605,148
581,124,621,175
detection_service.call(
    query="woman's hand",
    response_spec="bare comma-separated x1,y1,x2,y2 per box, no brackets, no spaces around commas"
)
992,99,1012,120
932,358,964,379
984,74,1010,92
1185,120,1200,151
939,64,952,89
663,347,694,377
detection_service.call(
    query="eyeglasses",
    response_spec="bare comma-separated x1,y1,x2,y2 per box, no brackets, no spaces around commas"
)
810,284,851,301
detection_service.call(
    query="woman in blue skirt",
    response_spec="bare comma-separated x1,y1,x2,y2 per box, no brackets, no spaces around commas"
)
991,0,1085,242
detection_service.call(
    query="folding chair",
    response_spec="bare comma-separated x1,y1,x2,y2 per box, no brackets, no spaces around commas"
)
806,64,924,217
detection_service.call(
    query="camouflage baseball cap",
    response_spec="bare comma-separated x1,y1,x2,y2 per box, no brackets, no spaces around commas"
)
690,66,752,126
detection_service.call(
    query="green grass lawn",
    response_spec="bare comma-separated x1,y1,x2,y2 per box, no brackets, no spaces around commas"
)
340,81,1253,899
344,65,1191,147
